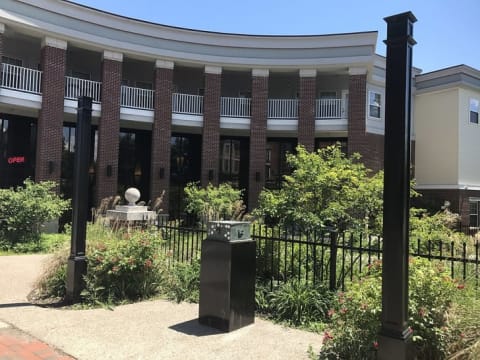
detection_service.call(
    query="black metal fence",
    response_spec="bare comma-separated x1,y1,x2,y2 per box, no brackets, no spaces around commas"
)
157,217,480,291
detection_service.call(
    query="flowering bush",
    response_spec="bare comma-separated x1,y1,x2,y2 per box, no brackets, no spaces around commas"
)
317,258,461,360
81,228,166,304
33,223,167,306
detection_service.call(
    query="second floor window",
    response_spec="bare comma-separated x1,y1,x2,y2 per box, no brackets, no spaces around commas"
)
369,91,381,119
470,98,479,124
470,198,480,228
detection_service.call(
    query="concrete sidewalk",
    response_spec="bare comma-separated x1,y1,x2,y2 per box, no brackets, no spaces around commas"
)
0,255,323,359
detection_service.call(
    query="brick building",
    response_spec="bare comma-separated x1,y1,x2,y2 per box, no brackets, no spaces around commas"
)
0,0,479,227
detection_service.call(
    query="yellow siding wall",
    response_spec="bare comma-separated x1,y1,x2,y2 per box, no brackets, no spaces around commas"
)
458,88,480,186
414,88,459,186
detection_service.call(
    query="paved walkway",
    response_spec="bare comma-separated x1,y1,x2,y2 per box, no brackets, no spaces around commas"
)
0,255,323,359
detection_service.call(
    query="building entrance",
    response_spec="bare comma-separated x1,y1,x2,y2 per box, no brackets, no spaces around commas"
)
0,115,36,188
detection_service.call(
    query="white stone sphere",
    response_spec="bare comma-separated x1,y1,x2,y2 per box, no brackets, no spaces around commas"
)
125,187,141,205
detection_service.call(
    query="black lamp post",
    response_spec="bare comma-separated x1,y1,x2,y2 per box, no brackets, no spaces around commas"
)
378,12,416,359
66,96,92,303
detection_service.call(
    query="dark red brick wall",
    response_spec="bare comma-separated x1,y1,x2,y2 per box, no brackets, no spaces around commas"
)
95,58,122,205
35,45,66,187
151,67,173,212
414,188,480,227
201,72,221,186
347,74,384,173
248,75,268,210
363,133,384,172
0,30,3,70
298,76,316,152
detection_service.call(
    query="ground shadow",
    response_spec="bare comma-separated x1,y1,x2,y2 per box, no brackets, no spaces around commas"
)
169,318,222,337
0,302,35,309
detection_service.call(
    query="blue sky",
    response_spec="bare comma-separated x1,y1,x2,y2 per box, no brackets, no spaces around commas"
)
71,0,478,74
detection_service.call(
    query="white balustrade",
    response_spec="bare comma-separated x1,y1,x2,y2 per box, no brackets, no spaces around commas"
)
172,93,204,115
121,85,154,110
1,63,42,94
268,99,298,119
220,97,251,118
315,98,344,119
65,76,102,103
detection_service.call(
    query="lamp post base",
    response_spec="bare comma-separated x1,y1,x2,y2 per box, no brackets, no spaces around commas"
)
378,328,415,360
65,256,87,304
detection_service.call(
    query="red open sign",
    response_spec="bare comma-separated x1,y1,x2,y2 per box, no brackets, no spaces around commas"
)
7,156,25,164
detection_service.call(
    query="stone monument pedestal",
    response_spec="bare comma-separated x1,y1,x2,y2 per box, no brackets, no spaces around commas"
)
106,188,156,229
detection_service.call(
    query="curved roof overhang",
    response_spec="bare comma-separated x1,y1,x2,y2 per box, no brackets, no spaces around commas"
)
1,0,378,71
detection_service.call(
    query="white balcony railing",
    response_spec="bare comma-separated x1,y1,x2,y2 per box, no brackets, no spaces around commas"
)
268,99,298,119
1,63,42,94
121,85,154,110
315,98,344,119
220,97,251,118
172,93,204,115
65,76,102,103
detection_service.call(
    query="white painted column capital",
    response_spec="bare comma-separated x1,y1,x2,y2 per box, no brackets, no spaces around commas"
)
252,69,269,77
348,67,367,76
102,50,123,62
204,65,222,75
41,36,67,50
299,69,317,78
155,59,174,69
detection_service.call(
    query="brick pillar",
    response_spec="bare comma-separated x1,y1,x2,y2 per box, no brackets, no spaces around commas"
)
298,69,316,152
95,51,122,206
347,70,367,159
201,66,222,186
248,69,269,210
348,68,385,172
151,60,173,212
35,37,67,186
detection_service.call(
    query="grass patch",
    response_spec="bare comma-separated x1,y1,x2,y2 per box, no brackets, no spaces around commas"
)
0,232,69,255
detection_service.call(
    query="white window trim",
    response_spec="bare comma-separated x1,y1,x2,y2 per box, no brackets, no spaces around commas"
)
469,98,479,124
368,90,382,119
469,197,480,228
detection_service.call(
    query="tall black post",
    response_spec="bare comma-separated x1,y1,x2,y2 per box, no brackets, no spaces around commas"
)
66,96,92,303
378,12,416,360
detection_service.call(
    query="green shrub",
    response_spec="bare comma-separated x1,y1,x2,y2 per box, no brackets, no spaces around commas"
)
318,258,461,360
257,279,334,328
0,179,70,245
184,182,245,221
162,259,200,303
410,207,469,252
